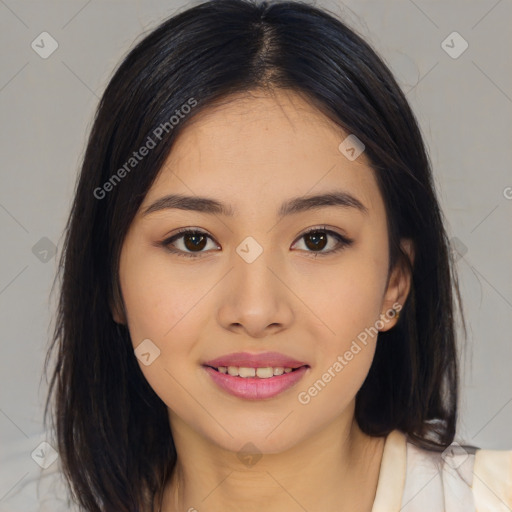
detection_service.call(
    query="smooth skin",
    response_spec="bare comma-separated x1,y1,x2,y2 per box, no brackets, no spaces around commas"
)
112,89,414,512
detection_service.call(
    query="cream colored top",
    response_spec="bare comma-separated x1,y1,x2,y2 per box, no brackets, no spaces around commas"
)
372,430,512,512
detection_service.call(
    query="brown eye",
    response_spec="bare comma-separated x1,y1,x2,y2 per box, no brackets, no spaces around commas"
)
303,231,328,251
182,232,208,252
292,227,354,256
161,229,219,258
160,226,353,259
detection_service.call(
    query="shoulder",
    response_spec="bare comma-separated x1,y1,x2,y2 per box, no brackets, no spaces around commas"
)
473,446,512,511
403,433,512,511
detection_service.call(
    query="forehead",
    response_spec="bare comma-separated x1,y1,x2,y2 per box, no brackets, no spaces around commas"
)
142,90,382,217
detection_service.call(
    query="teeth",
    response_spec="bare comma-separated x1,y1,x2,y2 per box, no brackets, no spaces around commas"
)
218,366,297,378
227,366,238,376
239,367,256,378
256,367,273,378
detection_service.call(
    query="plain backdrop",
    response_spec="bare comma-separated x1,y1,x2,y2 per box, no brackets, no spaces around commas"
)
1,1,511,510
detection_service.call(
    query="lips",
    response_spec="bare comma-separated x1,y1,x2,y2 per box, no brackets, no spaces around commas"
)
203,365,309,400
203,351,308,369
202,351,310,400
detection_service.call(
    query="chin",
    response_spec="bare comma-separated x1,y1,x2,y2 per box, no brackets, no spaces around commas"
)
198,419,309,457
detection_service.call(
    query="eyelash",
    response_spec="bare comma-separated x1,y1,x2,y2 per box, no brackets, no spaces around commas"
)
158,226,354,259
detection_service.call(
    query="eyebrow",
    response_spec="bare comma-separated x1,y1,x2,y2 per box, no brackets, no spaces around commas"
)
141,190,368,218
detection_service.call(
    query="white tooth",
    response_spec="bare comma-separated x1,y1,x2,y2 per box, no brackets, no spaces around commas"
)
238,367,256,378
227,366,239,376
256,367,274,379
222,366,297,377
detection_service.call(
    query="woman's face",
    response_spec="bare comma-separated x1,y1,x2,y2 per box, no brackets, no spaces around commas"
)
115,89,411,454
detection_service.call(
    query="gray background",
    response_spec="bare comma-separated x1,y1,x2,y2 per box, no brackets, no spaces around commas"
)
1,0,511,510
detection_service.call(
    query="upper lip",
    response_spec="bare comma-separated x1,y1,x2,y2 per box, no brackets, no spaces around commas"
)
203,352,309,369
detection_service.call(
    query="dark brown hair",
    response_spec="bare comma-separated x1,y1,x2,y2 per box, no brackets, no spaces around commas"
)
43,0,466,510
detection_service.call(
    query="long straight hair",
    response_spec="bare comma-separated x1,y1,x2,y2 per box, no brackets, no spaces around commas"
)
44,0,466,510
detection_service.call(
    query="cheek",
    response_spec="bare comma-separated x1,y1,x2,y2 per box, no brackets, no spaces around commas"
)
295,250,387,402
120,249,203,344
118,251,206,397
122,275,203,415
296,296,380,418
305,252,387,347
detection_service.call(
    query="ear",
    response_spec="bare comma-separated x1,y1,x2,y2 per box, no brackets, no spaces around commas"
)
109,294,127,325
379,238,415,332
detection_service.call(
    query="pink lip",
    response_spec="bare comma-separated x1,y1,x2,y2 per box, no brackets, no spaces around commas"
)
203,351,308,369
204,366,309,400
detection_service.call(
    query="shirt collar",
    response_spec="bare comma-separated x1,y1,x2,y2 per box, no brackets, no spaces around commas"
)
371,429,407,512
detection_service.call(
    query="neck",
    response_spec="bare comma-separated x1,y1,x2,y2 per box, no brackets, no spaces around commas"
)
159,406,386,512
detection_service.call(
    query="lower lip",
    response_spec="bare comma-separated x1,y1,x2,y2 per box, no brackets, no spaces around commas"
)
203,366,309,400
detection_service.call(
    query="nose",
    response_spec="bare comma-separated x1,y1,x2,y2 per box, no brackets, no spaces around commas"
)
215,249,295,339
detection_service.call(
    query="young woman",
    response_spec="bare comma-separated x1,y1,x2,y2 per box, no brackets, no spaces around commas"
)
42,0,512,511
